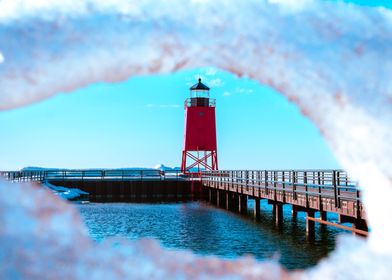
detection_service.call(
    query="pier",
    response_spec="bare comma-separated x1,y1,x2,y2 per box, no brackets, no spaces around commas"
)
201,170,368,237
0,168,367,237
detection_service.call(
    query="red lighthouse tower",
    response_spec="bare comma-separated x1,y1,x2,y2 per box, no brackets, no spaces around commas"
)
181,78,218,173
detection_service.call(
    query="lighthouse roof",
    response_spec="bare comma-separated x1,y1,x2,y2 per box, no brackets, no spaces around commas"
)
190,78,210,91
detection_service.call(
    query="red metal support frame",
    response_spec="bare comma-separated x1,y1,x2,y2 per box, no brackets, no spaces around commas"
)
181,150,218,172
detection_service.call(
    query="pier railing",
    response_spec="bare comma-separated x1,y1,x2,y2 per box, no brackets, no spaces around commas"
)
0,169,186,182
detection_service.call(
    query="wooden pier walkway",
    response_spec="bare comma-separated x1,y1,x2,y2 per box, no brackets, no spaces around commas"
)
201,170,368,237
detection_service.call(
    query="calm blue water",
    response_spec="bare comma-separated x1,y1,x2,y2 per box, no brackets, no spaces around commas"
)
77,200,343,270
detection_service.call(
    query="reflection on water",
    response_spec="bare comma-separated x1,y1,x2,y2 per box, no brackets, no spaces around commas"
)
77,200,343,270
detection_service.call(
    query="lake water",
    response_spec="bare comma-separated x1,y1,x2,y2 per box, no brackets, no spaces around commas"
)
77,200,344,270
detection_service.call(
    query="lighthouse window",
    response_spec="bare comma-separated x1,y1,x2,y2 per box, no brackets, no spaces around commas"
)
191,90,209,99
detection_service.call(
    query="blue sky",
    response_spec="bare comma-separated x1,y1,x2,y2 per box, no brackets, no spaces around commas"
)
1,0,388,171
0,68,340,170
328,0,392,8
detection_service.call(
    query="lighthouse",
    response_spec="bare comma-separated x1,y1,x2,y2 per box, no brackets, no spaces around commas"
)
181,78,218,173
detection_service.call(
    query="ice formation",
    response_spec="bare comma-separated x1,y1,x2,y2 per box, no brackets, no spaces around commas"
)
43,181,88,200
0,179,286,279
0,0,392,278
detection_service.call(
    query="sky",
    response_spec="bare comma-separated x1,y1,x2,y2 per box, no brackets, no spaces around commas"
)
0,68,340,170
0,0,389,171
329,0,392,8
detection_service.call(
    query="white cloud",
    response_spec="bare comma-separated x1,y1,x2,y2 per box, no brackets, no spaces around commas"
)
236,88,254,95
204,67,218,76
209,78,224,87
0,52,4,64
222,91,231,97
267,0,315,11
379,7,392,24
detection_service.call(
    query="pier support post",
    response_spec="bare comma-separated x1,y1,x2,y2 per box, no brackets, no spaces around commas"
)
220,191,227,209
232,194,239,212
292,205,298,221
274,203,283,226
306,211,315,239
243,195,248,214
238,195,248,214
254,198,260,219
226,192,230,210
319,211,327,230
216,190,220,207
353,219,368,237
208,189,212,203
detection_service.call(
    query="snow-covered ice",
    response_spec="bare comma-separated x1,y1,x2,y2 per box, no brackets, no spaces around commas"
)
0,0,392,278
0,179,286,279
43,181,88,200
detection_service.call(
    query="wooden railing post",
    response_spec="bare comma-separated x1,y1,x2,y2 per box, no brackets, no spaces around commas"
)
282,171,286,203
225,171,231,191
238,171,240,193
241,170,243,192
333,170,338,208
312,171,315,185
264,170,268,195
253,170,256,185
292,170,297,200
356,189,361,219
345,172,348,191
246,170,249,192
304,171,308,208
337,171,341,207
274,171,277,200
318,171,322,209
231,171,233,190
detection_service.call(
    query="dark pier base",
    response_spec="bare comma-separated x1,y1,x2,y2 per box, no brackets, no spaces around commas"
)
238,194,248,214
227,192,239,211
209,190,249,213
274,203,283,227
292,205,298,221
48,180,203,202
254,198,260,219
217,190,228,208
306,211,316,239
